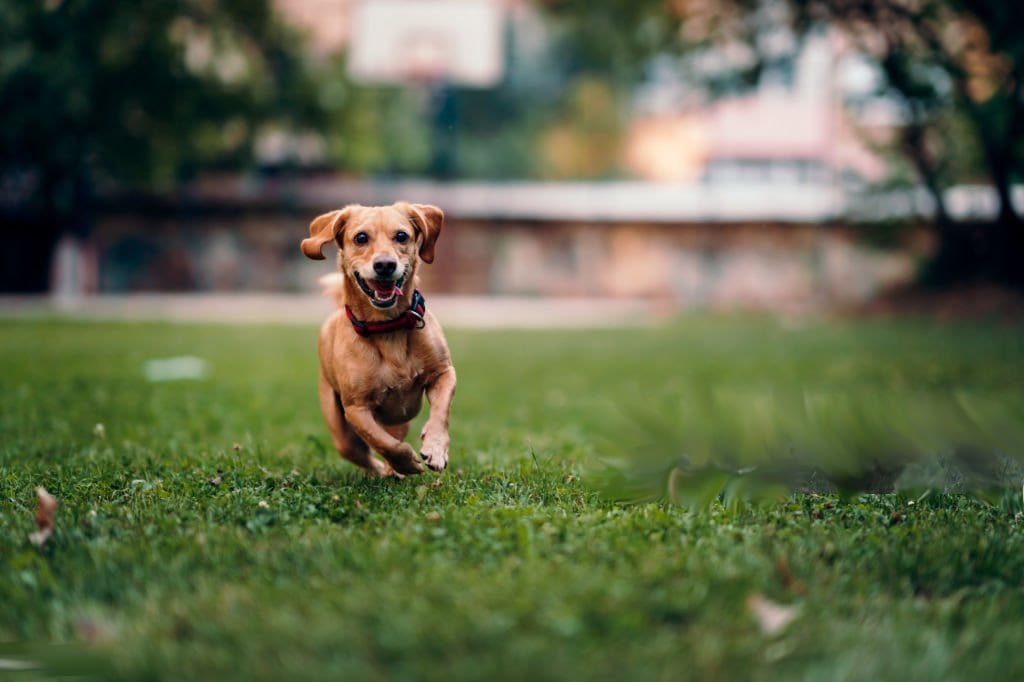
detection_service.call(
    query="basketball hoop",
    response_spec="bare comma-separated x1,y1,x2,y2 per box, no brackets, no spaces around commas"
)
348,0,505,89
403,33,452,86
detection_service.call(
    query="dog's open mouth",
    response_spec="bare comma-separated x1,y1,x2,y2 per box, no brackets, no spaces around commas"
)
354,272,405,309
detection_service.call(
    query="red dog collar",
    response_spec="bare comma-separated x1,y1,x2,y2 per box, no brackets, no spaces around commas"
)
345,290,427,337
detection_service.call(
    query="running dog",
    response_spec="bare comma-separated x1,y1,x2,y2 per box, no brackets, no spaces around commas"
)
301,202,456,477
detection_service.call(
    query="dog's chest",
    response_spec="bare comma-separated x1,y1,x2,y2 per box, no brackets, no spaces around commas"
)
374,362,425,397
367,356,428,423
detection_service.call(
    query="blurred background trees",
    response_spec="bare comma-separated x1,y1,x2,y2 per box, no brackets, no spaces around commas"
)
0,0,321,291
789,0,1024,285
2,0,1021,292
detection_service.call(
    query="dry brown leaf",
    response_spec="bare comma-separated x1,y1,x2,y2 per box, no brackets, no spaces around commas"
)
774,557,807,595
28,487,58,547
747,594,799,635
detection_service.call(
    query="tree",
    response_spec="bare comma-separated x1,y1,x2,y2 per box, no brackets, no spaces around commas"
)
791,0,1024,285
0,0,321,292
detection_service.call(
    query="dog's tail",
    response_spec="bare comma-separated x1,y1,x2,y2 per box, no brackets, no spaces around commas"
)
318,272,346,309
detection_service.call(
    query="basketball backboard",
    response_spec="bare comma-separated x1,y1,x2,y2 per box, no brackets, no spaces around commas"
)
347,0,506,87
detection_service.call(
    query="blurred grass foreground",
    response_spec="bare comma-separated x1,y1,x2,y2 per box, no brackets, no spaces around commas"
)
591,317,1024,507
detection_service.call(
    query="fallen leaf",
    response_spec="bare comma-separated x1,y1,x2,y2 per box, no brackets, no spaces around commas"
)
29,487,58,547
747,594,799,635
774,557,807,595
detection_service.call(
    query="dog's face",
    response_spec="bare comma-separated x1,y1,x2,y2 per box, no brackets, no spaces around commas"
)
342,206,419,309
301,202,444,310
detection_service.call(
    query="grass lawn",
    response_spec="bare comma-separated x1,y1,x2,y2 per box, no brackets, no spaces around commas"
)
1,316,1023,680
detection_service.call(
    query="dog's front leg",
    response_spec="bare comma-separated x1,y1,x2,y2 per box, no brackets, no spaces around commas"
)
420,367,456,471
344,405,425,476
319,375,394,478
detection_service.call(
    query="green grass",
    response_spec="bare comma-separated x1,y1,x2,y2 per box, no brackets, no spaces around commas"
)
1,316,1023,681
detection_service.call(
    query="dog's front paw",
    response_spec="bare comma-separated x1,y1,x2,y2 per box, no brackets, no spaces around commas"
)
419,433,449,472
420,449,448,472
385,443,426,476
368,458,401,479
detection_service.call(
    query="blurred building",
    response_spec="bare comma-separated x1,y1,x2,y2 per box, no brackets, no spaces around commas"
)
626,33,890,185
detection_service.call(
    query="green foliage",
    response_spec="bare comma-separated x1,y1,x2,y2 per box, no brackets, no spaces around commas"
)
538,77,628,179
0,0,320,192
1,318,1024,679
334,83,433,176
544,0,685,82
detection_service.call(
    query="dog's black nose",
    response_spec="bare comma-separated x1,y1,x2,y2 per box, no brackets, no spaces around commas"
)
372,258,397,277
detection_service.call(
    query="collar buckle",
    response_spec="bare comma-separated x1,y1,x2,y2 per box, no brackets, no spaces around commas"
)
407,307,426,329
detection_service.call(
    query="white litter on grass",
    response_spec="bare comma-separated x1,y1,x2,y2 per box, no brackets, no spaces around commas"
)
144,356,208,382
747,594,799,636
0,658,38,671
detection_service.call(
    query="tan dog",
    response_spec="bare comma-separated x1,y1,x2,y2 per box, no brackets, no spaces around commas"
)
301,202,456,477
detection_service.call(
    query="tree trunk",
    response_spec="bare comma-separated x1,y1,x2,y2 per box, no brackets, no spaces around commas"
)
0,171,62,293
990,161,1024,286
896,120,974,287
947,60,1023,286
0,216,59,293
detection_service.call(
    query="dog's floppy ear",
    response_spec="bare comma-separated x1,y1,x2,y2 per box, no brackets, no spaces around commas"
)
403,203,444,264
301,207,352,260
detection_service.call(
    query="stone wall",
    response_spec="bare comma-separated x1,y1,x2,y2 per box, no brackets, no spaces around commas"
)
81,208,927,313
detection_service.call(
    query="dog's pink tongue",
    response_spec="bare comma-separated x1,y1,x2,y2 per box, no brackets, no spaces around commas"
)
372,282,402,300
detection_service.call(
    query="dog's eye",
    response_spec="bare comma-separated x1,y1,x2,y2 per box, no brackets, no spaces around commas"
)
353,232,369,246
394,231,410,244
